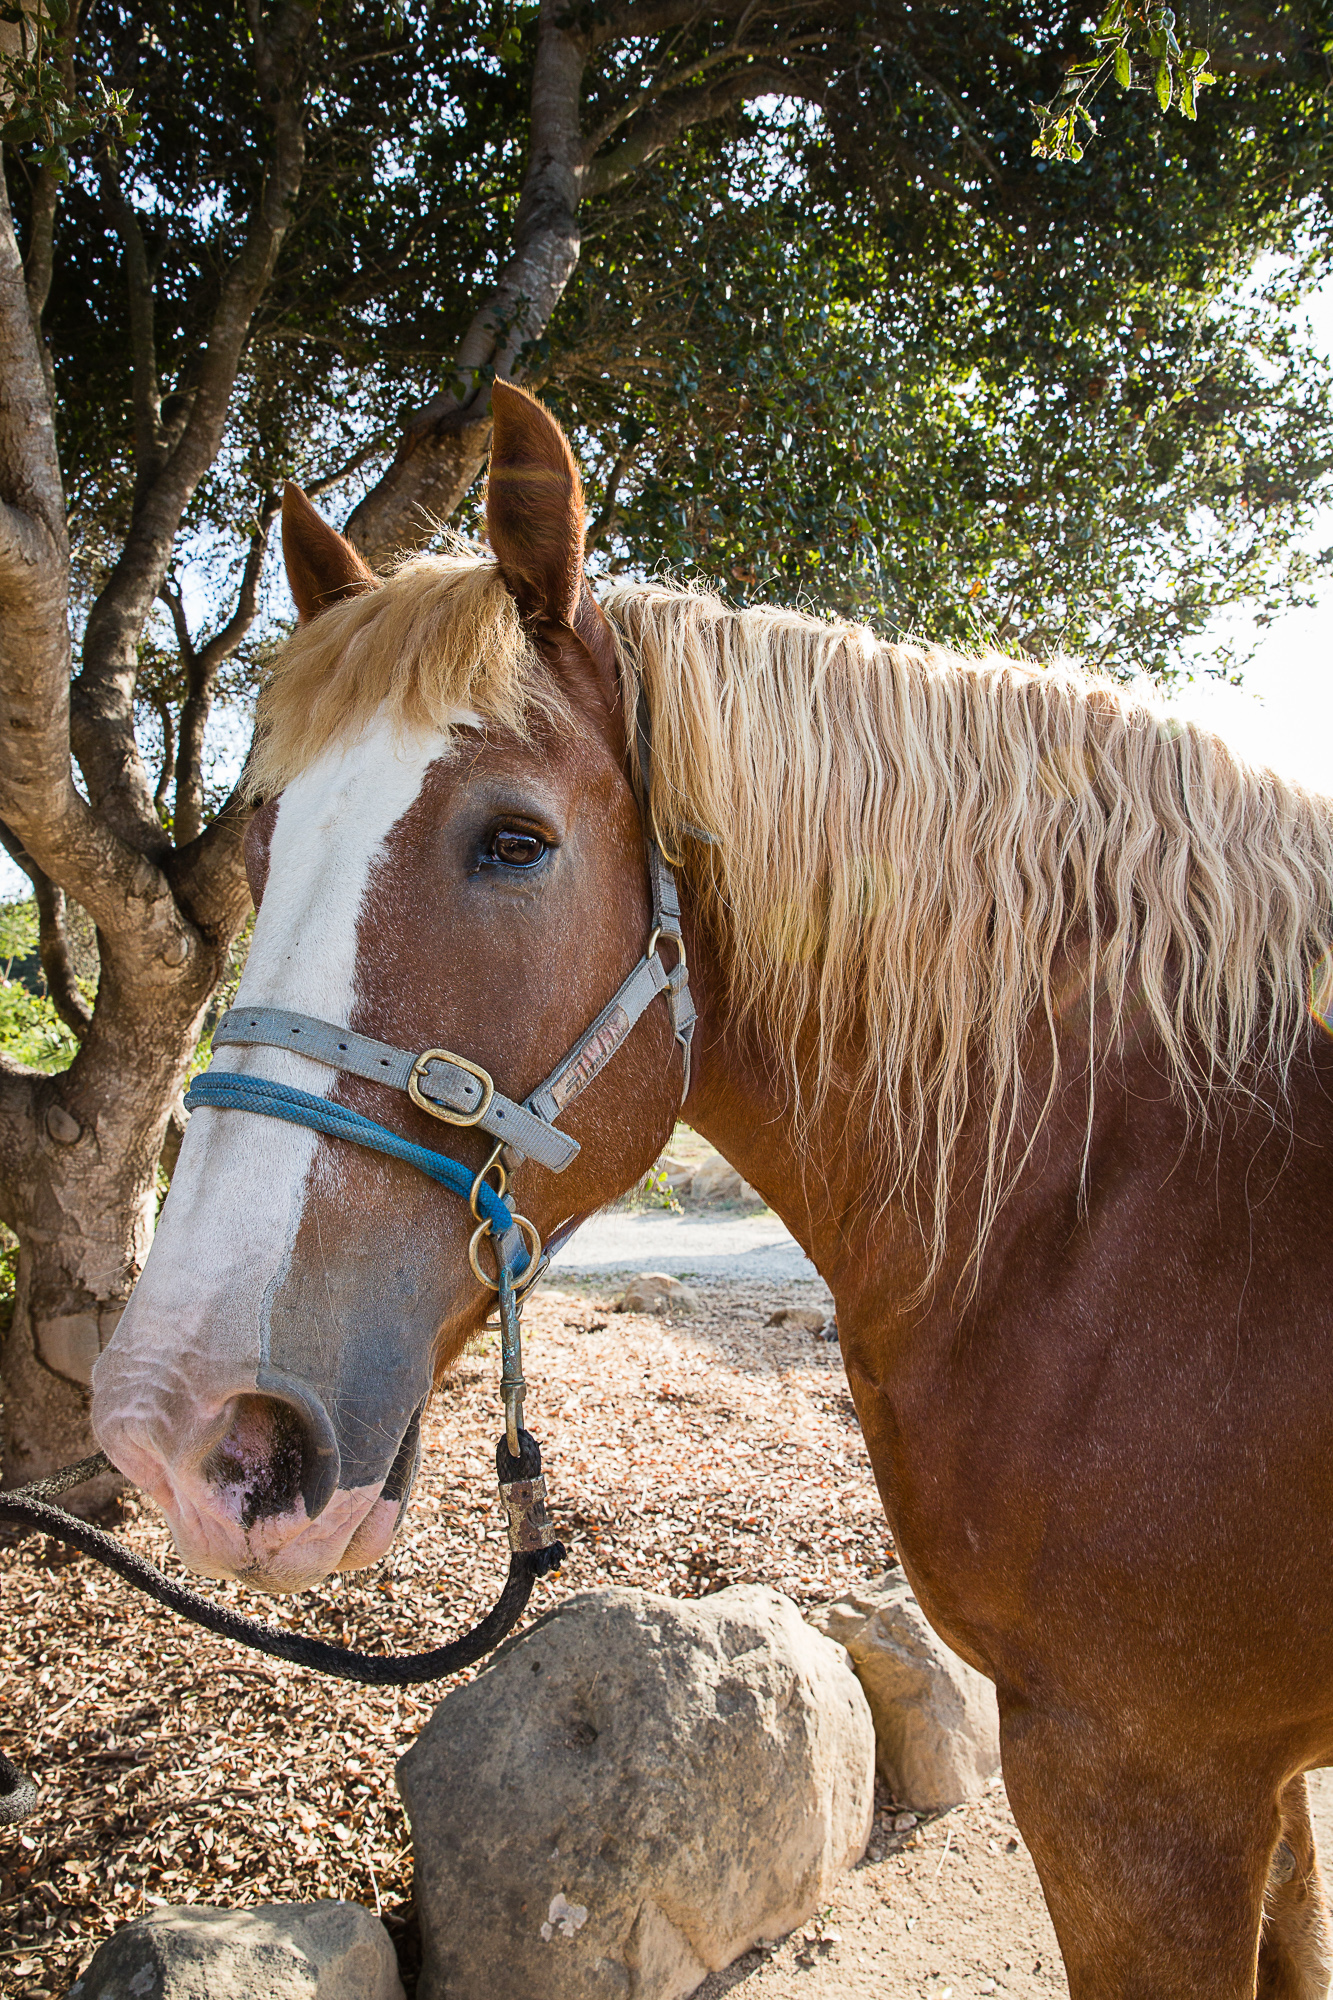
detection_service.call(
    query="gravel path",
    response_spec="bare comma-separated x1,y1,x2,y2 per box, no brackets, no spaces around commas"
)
552,1205,819,1282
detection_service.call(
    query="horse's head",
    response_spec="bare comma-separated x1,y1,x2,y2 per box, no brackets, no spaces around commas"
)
91,387,690,1591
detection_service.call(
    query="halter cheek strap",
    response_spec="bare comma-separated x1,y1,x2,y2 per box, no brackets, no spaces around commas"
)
201,833,696,1176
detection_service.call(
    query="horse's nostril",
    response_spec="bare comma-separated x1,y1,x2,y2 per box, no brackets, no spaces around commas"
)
201,1396,314,1530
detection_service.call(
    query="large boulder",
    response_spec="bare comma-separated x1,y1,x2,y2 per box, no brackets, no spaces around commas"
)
399,1584,875,2000
811,1574,1000,1810
66,1900,404,2000
688,1153,756,1205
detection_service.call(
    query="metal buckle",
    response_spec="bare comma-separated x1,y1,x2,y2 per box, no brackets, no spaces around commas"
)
469,1142,509,1221
408,1048,495,1126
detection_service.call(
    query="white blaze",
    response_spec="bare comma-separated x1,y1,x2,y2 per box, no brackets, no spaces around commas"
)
91,715,456,1576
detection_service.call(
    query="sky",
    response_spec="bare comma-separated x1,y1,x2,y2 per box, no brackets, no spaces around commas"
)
1153,273,1333,790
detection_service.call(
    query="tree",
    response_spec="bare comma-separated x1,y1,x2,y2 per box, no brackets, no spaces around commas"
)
2,0,1333,1489
542,135,1333,677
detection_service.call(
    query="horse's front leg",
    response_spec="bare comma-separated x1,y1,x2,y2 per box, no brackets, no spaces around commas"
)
1257,1775,1332,1999
998,1703,1327,1999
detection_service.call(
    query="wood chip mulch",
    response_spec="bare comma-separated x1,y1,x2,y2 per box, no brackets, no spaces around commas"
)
0,1274,894,1998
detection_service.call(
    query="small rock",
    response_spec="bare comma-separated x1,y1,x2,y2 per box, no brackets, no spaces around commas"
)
689,1151,756,1204
809,1576,1000,1810
893,1812,919,1831
765,1307,830,1334
612,1271,702,1315
67,1901,404,2000
400,1584,875,2000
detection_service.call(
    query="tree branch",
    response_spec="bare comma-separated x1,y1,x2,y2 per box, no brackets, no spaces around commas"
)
174,495,276,846
581,16,803,156
100,168,173,489
306,436,392,498
70,0,320,857
587,0,763,49
586,446,635,549
151,693,176,812
584,59,825,195
0,818,92,1038
0,157,133,925
21,1,80,384
345,0,589,563
167,729,258,946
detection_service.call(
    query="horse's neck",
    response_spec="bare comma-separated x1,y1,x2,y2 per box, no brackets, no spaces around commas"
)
682,992,939,1312
680,924,1153,1319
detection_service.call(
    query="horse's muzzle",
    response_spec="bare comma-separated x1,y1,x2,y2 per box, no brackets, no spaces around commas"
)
91,1371,421,1593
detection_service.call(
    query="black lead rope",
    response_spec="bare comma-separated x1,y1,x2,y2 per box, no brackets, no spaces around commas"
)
0,1431,565,1827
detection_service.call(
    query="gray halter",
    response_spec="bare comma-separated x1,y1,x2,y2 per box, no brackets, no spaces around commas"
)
211,834,696,1181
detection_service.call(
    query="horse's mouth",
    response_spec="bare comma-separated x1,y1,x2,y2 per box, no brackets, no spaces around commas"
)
159,1477,397,1594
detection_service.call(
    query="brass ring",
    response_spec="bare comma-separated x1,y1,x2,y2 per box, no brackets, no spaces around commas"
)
469,1141,509,1221
648,927,687,973
468,1213,543,1293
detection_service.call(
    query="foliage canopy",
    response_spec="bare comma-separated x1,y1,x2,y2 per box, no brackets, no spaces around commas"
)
10,0,1333,728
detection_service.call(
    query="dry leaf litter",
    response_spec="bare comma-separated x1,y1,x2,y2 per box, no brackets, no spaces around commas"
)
0,1272,903,1998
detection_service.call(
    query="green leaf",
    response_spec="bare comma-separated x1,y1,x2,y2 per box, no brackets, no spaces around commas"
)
1180,72,1196,119
1114,45,1131,87
1155,60,1172,111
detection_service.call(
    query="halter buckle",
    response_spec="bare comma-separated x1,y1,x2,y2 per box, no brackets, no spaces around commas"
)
409,1048,495,1126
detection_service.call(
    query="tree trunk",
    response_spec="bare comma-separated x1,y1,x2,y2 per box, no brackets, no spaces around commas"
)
0,8,314,1489
0,940,225,1501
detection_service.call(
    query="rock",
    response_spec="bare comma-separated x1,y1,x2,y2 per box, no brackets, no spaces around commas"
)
659,1154,695,1195
689,1151,756,1204
765,1307,831,1334
612,1271,702,1315
400,1583,875,2000
810,1575,1000,1810
67,1900,404,2000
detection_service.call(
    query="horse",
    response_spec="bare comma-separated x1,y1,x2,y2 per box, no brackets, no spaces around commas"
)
91,381,1333,1998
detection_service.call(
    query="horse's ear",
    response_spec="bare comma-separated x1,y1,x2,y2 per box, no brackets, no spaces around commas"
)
282,483,378,623
486,382,623,755
486,382,585,629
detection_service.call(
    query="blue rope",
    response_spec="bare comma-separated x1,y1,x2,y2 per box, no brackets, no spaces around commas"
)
184,1071,526,1268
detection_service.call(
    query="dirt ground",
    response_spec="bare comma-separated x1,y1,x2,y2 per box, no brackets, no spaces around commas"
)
1,1269,1329,1998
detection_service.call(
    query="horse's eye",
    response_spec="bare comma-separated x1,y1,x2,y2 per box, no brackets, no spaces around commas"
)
488,829,547,869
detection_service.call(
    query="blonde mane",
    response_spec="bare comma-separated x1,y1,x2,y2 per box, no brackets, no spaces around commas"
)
253,557,1333,1277
604,580,1333,1273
